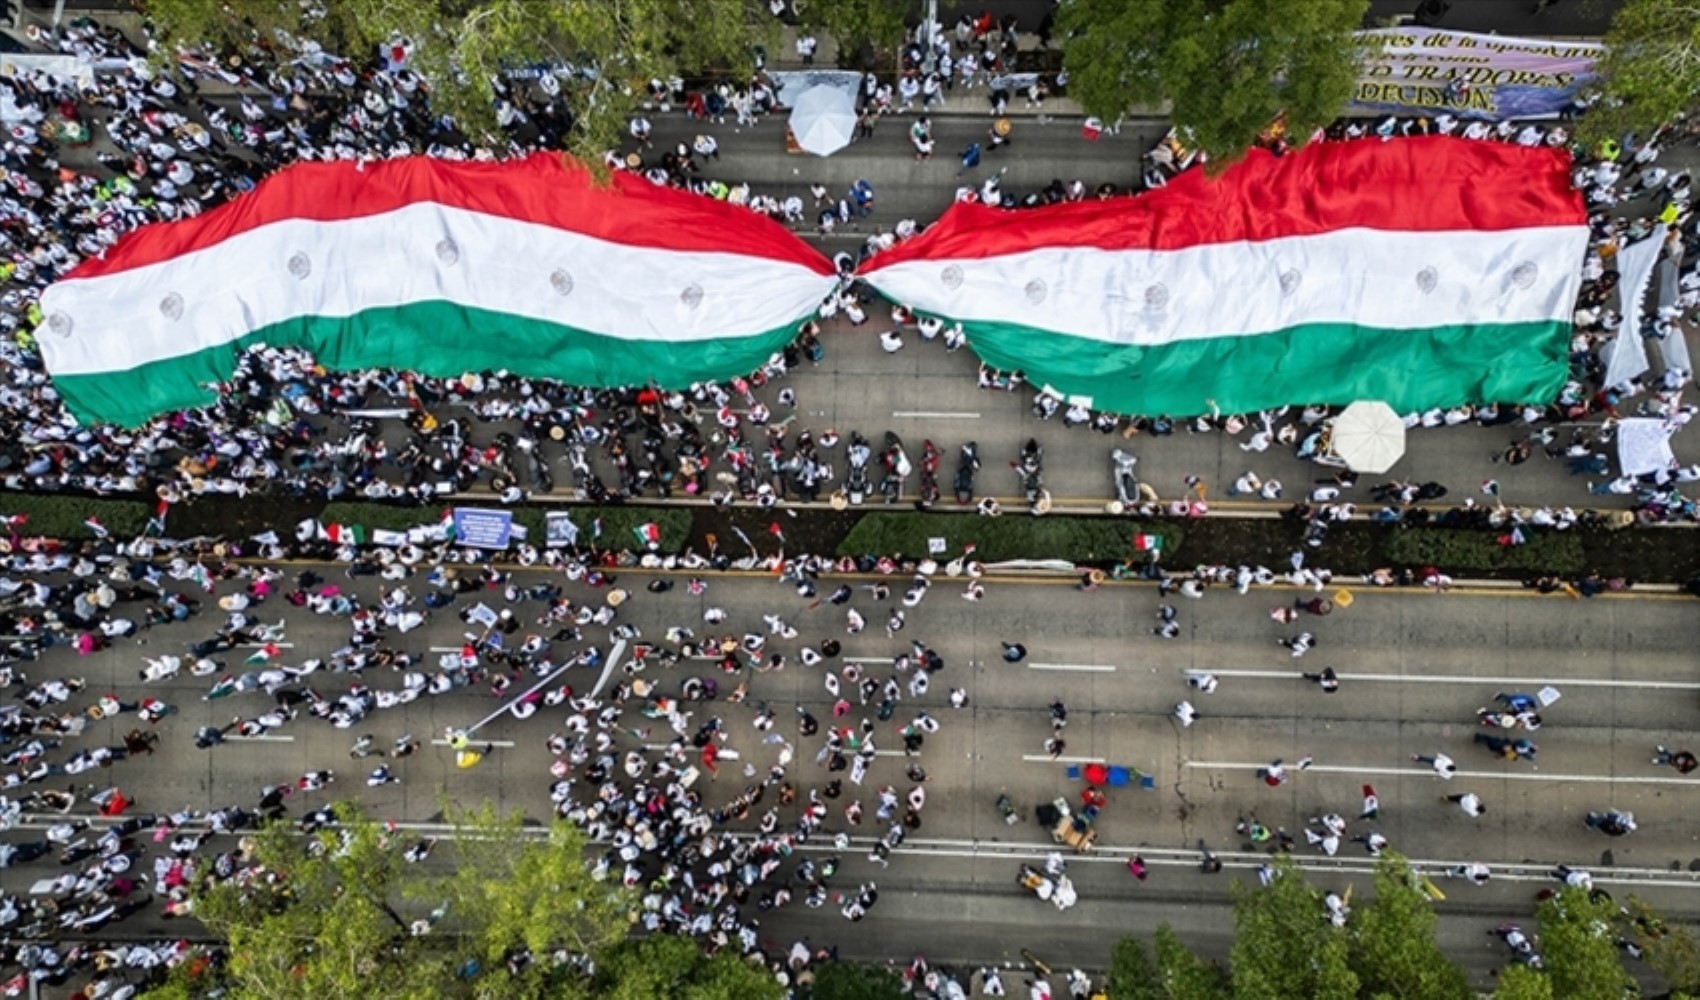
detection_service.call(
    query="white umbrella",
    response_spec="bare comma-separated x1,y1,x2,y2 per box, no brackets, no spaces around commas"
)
1331,400,1406,474
788,85,856,157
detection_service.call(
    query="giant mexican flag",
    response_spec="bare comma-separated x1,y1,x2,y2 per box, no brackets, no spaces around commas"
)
37,153,839,426
858,137,1588,416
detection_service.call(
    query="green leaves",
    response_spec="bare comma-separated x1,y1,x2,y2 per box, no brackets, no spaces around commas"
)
1587,0,1700,147
1492,964,1556,1000
1536,888,1639,1000
1347,855,1471,1000
837,511,1183,563
802,961,910,1000
592,936,785,1000
1057,0,1367,166
143,0,775,162
166,803,638,1000
1153,924,1232,999
797,0,908,70
1229,857,1359,1000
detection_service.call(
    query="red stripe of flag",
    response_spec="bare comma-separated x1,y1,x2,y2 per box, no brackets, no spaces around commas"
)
62,153,836,282
859,137,1584,272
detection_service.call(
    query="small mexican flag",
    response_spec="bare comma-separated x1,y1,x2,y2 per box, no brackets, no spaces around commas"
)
82,516,109,538
325,523,365,546
245,642,282,664
1134,533,1163,553
632,522,661,550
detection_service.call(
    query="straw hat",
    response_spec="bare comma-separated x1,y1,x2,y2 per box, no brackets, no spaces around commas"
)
830,490,848,510
549,424,566,441
1105,500,1124,514
625,153,642,169
993,118,1012,137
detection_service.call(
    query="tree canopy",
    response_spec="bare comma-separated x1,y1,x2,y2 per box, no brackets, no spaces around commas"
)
1586,0,1700,147
802,960,912,1000
1229,857,1360,1000
1534,888,1638,1000
142,0,774,158
797,0,909,71
142,803,695,1000
1346,854,1471,1000
1056,0,1369,166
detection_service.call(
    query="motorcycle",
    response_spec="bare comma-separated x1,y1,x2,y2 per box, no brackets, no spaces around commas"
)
916,439,941,509
954,442,980,505
846,432,871,506
880,431,911,505
1111,448,1139,507
1017,863,1076,911
996,793,1021,826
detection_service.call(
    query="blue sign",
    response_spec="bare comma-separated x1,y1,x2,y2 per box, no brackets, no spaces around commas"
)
451,508,514,549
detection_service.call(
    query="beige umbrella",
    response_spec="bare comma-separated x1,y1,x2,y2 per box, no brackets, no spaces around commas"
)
1331,401,1406,474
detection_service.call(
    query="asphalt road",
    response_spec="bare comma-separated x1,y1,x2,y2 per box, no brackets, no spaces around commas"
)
6,558,1698,992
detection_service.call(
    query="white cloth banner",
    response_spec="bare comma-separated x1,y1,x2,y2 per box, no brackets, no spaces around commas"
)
1655,257,1692,381
1598,227,1666,389
1602,226,1665,388
1616,417,1675,477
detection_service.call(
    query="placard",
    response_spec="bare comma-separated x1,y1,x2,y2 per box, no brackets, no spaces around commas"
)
451,508,514,549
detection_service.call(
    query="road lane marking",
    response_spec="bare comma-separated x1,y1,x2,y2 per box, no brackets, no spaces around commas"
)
430,738,516,748
1204,669,1700,691
891,411,981,419
227,734,294,742
1022,755,1105,764
1185,761,1698,785
1029,663,1116,673
237,642,294,649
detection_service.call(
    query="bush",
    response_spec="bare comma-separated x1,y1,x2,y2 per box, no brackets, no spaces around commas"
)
0,493,151,539
1384,527,1585,575
319,502,691,552
837,513,1182,564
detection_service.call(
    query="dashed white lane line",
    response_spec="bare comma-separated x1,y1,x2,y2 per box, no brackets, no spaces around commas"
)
1185,761,1697,786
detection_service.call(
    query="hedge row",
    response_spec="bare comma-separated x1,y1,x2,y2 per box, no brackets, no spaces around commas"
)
318,502,692,551
0,493,152,539
837,513,1183,564
1384,527,1586,575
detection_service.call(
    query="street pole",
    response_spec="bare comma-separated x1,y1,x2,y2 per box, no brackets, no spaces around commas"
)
920,0,937,75
50,0,64,37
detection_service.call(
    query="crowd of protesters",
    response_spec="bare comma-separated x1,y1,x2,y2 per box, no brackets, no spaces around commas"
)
0,2,1689,996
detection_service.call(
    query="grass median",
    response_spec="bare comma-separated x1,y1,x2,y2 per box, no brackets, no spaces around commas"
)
1383,526,1586,576
837,512,1183,564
